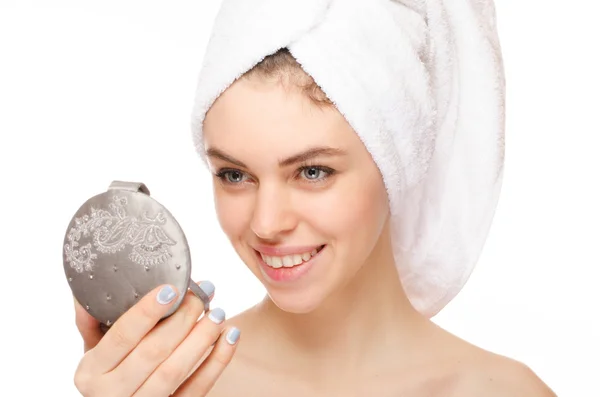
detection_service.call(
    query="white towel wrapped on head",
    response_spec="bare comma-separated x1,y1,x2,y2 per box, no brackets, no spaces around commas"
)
191,0,505,317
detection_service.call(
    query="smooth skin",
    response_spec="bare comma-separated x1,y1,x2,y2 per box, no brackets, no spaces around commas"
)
73,283,239,396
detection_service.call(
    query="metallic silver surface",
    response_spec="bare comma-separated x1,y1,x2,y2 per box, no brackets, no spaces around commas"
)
188,280,210,304
63,181,208,327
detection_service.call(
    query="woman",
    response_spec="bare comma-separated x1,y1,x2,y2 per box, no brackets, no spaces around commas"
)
72,0,556,395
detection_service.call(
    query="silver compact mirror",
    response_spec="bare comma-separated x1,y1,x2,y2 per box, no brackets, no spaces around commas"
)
63,180,209,327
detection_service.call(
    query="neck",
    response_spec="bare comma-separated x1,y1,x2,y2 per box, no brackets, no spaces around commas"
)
253,225,430,382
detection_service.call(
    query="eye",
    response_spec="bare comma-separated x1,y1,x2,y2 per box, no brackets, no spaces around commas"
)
298,166,334,182
302,167,324,180
216,169,249,184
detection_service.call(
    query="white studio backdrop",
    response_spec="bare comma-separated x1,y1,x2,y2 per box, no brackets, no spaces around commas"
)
0,1,598,396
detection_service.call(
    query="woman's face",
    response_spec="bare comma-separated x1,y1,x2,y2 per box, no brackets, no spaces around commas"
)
203,76,390,313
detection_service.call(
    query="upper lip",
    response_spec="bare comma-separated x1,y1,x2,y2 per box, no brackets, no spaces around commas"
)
253,244,324,256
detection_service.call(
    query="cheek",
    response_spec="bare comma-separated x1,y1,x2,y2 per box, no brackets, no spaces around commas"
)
298,175,388,249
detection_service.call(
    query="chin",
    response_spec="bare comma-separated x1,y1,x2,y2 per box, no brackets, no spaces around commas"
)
265,288,326,314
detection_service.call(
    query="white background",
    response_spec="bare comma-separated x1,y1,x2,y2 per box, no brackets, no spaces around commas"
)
0,1,598,395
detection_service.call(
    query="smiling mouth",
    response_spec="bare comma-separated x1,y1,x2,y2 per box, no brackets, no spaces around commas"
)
256,245,325,269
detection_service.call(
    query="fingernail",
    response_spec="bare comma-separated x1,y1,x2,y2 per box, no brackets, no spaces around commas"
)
208,308,226,324
157,285,177,305
199,280,215,299
226,327,241,345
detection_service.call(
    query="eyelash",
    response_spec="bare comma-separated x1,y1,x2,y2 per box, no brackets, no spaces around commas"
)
214,163,336,186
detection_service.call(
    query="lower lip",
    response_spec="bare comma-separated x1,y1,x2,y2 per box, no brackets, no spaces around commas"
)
257,247,324,283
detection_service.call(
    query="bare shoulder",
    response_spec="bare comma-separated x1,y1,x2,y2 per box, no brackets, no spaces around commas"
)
454,352,557,397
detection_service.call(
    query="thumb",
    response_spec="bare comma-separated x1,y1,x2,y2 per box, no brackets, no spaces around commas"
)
73,297,103,352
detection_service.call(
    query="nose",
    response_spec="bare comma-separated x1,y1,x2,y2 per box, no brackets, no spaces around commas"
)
250,183,297,240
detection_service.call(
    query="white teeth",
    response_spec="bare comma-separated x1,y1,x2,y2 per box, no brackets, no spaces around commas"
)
260,254,272,266
282,256,294,267
271,256,283,268
260,247,322,269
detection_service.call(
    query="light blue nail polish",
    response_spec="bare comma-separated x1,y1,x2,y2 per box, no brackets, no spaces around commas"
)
208,308,226,324
199,280,215,298
157,285,176,305
226,327,241,345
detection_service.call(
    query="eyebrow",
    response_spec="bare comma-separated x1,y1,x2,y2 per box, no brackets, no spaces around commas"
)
204,146,347,168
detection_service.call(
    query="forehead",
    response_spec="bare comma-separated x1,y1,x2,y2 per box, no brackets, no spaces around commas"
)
202,78,361,164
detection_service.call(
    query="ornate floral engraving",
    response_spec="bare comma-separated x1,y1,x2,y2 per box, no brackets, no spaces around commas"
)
64,196,176,273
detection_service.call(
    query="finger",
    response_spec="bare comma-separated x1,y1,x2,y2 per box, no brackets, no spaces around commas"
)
173,325,240,397
134,308,229,397
109,285,215,397
74,297,103,352
83,284,180,375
